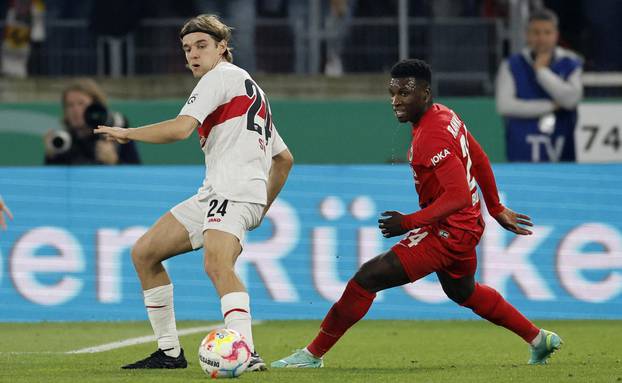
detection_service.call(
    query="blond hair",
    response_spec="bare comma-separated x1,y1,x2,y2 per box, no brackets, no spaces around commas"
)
179,14,233,63
62,78,107,107
60,78,107,129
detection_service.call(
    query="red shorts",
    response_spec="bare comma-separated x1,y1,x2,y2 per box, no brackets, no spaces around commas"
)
391,224,482,281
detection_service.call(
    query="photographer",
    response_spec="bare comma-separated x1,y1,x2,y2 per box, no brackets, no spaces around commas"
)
44,79,141,165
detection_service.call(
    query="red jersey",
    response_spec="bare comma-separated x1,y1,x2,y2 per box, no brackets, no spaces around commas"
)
402,103,504,237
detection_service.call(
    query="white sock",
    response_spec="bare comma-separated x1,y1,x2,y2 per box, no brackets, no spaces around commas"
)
303,347,319,358
144,284,180,357
530,330,543,346
221,291,254,352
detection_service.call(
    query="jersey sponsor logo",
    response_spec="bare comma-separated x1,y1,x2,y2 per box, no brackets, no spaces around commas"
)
187,93,198,104
431,148,450,166
446,112,461,138
208,217,222,223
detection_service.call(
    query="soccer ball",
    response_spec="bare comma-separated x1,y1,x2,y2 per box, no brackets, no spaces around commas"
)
198,328,251,378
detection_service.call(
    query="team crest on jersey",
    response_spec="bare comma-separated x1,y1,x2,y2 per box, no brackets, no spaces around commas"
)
187,93,198,104
431,148,450,166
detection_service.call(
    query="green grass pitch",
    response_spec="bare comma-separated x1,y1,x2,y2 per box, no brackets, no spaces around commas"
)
1,320,620,382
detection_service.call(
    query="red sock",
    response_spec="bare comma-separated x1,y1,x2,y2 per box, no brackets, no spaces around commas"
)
461,283,539,343
307,279,376,357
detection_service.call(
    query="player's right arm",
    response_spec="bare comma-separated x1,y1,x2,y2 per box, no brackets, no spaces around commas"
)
95,116,198,144
96,70,224,144
379,154,473,238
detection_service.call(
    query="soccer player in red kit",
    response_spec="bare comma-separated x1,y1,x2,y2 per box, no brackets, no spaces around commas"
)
272,59,562,368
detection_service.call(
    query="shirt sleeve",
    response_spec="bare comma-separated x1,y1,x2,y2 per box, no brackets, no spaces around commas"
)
270,125,288,156
414,128,453,168
401,129,472,229
468,133,505,217
178,70,227,124
536,66,583,109
401,154,472,230
495,60,557,118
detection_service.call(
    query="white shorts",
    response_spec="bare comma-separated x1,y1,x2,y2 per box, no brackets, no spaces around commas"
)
170,193,264,249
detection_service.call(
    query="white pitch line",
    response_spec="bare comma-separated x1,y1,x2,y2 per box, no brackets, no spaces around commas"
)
66,321,262,354
0,351,60,355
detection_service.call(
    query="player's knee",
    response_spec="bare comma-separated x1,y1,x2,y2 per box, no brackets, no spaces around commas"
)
203,247,233,281
204,260,233,282
353,261,379,292
131,236,153,269
443,284,473,304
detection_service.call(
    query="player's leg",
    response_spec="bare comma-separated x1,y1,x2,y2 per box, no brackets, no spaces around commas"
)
132,212,194,289
438,270,561,364
273,227,447,368
202,197,267,371
122,211,194,369
271,250,410,368
203,229,267,371
307,250,410,355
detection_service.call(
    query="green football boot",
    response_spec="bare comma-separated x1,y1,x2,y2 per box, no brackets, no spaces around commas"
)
528,329,562,365
271,349,324,368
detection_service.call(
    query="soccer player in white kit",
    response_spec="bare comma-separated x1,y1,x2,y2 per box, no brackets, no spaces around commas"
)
95,14,293,371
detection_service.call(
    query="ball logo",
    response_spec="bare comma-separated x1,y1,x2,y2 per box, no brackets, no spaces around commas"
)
187,93,198,104
199,355,220,368
431,148,450,166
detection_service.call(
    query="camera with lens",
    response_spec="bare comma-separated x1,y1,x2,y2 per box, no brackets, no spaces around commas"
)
84,102,128,130
45,130,73,155
45,102,129,156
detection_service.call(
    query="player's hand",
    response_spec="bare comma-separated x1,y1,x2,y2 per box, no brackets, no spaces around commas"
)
0,197,13,230
94,125,130,144
378,210,409,238
493,207,533,235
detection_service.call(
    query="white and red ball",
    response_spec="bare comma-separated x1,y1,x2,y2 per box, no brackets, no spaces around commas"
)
198,328,251,379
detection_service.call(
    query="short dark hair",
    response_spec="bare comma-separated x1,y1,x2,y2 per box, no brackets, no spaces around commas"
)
390,59,432,84
528,8,558,28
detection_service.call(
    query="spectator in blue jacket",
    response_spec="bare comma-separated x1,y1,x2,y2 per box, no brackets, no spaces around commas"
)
495,8,583,162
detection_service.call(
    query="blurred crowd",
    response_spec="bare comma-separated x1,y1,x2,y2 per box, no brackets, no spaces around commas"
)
0,0,621,79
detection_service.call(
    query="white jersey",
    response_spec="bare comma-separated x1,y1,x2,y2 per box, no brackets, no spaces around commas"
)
179,62,288,205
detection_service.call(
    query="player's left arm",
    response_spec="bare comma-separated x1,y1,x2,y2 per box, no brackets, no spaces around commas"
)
94,115,199,144
467,133,504,216
261,148,294,221
468,133,533,235
379,155,471,238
